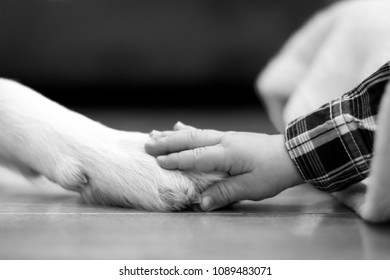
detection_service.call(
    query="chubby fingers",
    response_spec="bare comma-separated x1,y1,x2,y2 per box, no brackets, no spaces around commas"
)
149,121,196,140
148,121,196,139
157,144,226,171
145,128,223,156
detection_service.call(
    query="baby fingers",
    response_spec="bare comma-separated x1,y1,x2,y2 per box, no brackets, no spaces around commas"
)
145,129,223,156
157,144,227,171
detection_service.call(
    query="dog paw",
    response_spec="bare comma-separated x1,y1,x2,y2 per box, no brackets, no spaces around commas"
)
19,116,222,211
50,161,88,192
63,131,224,211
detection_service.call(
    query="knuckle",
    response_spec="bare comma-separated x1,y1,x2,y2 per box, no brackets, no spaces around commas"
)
188,130,198,141
192,147,207,169
193,147,206,158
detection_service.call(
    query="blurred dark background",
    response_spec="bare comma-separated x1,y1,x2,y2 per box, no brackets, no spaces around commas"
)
0,0,333,107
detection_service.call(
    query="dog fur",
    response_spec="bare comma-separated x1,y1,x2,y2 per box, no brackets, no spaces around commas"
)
0,78,223,211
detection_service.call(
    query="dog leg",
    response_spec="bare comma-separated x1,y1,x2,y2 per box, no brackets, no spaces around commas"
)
0,79,223,211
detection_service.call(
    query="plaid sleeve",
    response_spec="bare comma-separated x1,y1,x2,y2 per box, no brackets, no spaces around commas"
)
285,62,390,192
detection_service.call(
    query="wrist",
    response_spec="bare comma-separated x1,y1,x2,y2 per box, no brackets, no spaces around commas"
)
275,134,304,189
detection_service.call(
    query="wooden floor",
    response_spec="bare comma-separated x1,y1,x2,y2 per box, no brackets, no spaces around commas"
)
1,105,390,259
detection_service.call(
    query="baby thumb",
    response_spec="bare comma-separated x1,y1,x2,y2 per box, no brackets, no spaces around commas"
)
200,179,241,211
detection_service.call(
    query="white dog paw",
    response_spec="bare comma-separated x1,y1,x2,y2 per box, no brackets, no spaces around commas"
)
50,161,89,192
62,131,223,211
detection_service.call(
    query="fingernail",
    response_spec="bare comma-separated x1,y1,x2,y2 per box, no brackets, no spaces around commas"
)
157,155,167,161
149,130,162,139
145,138,157,149
200,196,214,211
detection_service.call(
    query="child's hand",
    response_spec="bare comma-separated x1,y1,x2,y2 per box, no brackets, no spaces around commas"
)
145,122,303,211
